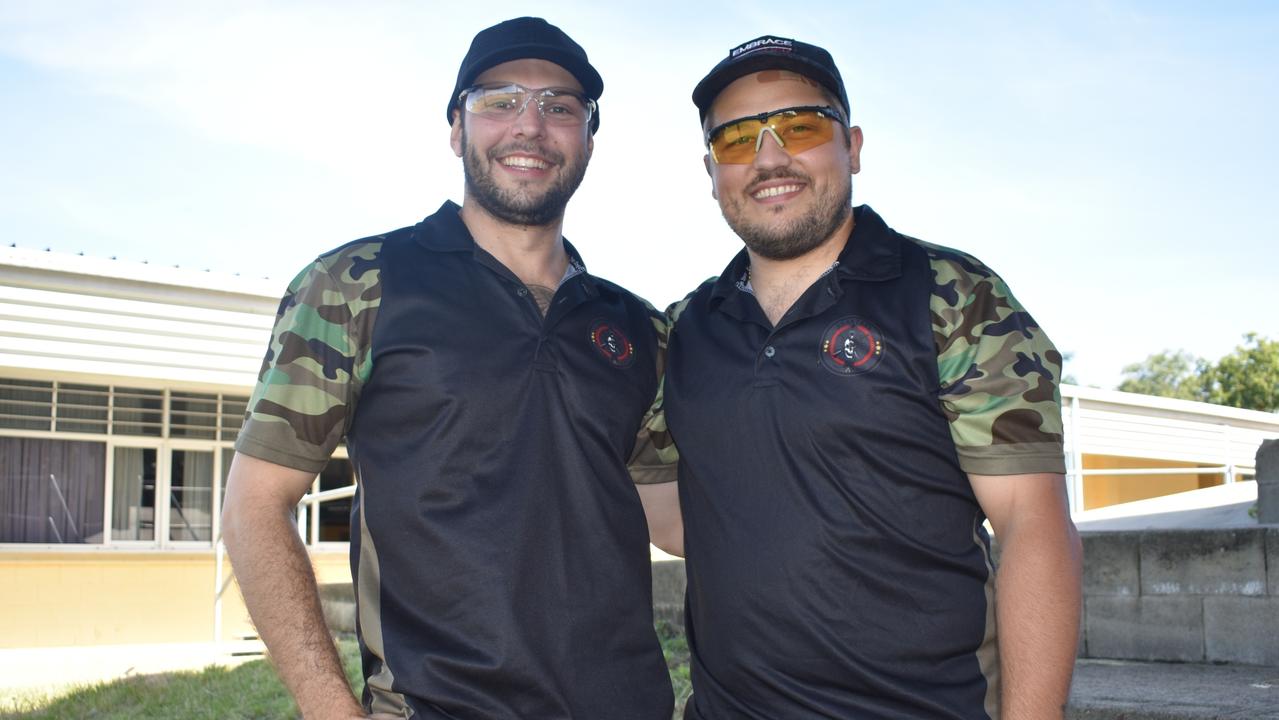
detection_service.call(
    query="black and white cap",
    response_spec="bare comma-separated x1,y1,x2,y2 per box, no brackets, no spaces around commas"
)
692,35,850,123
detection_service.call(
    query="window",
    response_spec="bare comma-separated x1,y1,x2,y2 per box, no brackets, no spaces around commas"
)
112,388,163,436
171,393,218,440
0,379,54,431
220,396,249,442
169,450,213,541
317,457,355,542
57,384,109,434
0,375,268,547
0,380,250,439
0,437,105,543
220,447,236,515
112,447,157,541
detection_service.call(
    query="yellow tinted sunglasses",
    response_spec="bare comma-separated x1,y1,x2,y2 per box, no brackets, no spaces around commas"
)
706,105,844,165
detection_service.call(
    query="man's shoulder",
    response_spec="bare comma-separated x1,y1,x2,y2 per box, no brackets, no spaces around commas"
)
588,274,663,317
668,277,719,326
902,236,1028,317
905,237,999,285
314,225,416,273
297,224,423,302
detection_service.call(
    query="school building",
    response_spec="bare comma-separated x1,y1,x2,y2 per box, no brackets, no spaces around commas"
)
2,245,1277,649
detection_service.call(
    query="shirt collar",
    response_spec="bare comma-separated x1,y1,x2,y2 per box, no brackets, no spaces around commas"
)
412,200,596,293
411,200,474,252
708,204,902,308
833,205,902,282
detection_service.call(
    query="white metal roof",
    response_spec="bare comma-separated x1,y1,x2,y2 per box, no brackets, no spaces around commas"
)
1,246,281,390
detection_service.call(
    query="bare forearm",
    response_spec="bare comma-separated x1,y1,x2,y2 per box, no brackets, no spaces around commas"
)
995,523,1082,719
224,505,362,719
636,481,684,557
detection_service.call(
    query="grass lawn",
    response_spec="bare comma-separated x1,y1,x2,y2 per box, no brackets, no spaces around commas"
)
2,624,691,719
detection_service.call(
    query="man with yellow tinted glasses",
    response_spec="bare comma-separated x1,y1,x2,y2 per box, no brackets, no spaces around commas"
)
659,35,1082,719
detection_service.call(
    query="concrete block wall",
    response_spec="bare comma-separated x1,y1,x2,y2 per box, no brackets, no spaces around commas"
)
1258,439,1278,523
319,581,356,634
1081,528,1279,665
651,559,687,627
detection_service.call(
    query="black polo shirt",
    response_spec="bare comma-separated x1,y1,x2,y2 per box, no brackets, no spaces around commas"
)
237,201,673,719
664,205,1065,720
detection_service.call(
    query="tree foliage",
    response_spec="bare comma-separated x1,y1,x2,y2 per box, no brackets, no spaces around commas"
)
1117,350,1208,402
1118,334,1279,412
1201,333,1279,413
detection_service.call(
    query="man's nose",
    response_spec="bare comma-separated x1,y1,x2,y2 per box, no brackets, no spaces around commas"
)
510,95,548,137
752,127,790,169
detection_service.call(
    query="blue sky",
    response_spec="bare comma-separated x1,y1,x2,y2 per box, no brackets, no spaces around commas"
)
1,1,1276,388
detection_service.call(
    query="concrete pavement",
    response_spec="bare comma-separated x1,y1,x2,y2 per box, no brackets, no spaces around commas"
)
1068,658,1279,719
4,642,1276,718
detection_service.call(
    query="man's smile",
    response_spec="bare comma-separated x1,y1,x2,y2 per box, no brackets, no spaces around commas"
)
750,182,805,201
498,153,552,171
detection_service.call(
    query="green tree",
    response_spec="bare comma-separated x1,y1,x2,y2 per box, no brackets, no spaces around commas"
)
1201,333,1279,412
1117,349,1208,401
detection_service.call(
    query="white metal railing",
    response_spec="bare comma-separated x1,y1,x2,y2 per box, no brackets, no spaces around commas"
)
295,484,357,545
1059,385,1275,513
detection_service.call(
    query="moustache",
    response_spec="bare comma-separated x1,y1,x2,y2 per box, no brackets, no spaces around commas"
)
488,143,565,166
747,167,811,189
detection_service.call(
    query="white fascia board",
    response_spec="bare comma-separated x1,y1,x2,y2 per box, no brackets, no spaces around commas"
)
0,351,258,391
1,246,285,315
1062,383,1279,428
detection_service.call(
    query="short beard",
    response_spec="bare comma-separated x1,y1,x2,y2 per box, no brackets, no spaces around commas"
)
722,168,852,260
461,126,588,227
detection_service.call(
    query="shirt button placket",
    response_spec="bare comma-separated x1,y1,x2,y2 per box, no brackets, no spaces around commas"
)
755,337,781,384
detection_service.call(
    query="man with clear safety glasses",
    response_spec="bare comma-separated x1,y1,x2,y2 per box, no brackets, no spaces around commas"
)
223,16,680,720
658,35,1083,719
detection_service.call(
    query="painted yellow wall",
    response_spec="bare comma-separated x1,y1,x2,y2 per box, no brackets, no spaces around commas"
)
0,449,1238,648
1082,454,1223,510
0,549,352,648
311,550,352,585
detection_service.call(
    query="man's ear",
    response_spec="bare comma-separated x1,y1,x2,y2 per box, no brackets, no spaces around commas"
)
703,154,717,200
449,110,464,158
847,125,864,175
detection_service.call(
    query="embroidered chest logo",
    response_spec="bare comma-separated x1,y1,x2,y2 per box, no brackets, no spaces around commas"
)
589,319,635,369
819,316,884,376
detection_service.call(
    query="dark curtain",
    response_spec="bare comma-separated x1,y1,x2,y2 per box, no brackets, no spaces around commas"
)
0,437,106,543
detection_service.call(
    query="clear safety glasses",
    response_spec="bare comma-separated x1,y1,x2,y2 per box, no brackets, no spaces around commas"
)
459,83,597,127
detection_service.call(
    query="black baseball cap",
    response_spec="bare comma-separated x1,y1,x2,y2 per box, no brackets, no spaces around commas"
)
692,35,850,125
447,17,604,133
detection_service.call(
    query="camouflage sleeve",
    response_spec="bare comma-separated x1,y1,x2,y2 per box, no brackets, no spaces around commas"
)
628,296,680,485
927,246,1066,476
235,242,381,473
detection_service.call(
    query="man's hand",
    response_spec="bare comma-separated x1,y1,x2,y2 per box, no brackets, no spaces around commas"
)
222,452,365,720
970,472,1082,720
